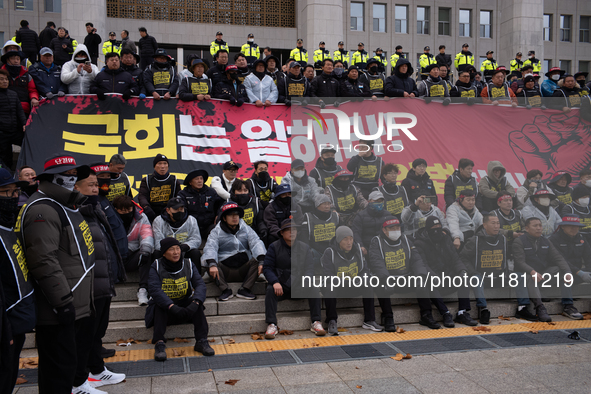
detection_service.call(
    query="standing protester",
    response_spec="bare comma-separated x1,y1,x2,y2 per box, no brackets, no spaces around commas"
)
83,23,102,65
206,49,230,87
436,45,452,70
209,31,229,58
120,30,137,54
481,67,518,106
450,70,478,102
309,59,341,107
178,58,211,102
385,58,418,97
16,154,94,394
362,59,385,98
90,52,139,99
138,27,158,70
142,48,178,100
15,20,40,63
49,27,73,66
541,67,565,97
0,69,26,169
39,21,58,49
0,50,39,117
120,49,143,90
289,38,308,68
0,169,35,394
28,47,67,98
60,44,99,94
240,33,260,68
265,55,284,84
244,59,278,106
233,53,250,83
138,153,182,222
418,64,450,101
277,61,309,105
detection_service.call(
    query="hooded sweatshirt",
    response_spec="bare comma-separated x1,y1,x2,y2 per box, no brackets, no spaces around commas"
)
384,58,418,97
60,44,100,94
479,161,517,212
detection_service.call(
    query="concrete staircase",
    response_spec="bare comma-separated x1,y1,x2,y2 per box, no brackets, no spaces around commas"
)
23,270,591,348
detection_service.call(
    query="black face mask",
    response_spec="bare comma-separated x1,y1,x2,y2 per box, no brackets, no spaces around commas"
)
278,195,291,206
21,183,37,197
229,73,238,80
84,195,99,206
98,178,110,196
323,157,336,167
154,60,168,68
427,228,445,242
368,66,377,75
232,193,250,206
332,178,350,190
172,211,184,222
257,171,270,182
6,64,21,79
0,197,19,227
120,211,134,227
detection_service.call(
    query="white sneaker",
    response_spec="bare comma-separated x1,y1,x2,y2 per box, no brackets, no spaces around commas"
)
137,288,149,306
311,321,326,336
72,380,108,394
257,273,266,282
88,366,126,387
265,323,279,339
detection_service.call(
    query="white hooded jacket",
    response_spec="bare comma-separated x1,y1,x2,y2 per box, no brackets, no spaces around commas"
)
60,44,99,94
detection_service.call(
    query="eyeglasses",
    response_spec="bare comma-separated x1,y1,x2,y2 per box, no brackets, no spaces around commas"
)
226,169,238,173
0,189,21,198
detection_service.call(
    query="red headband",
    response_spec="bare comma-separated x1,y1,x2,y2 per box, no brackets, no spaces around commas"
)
498,194,512,203
383,218,400,228
44,156,76,170
90,164,109,173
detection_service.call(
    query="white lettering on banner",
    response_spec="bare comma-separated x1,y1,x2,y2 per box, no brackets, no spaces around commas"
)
177,115,231,163
242,119,291,163
241,119,272,139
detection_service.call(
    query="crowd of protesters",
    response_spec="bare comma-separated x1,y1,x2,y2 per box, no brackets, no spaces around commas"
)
1,20,591,394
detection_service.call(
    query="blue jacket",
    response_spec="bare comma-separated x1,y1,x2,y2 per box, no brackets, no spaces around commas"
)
28,61,67,96
541,79,558,97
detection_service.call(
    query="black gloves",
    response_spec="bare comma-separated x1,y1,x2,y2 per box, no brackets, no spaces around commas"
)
236,99,244,107
284,100,291,107
185,300,200,317
229,96,236,105
96,90,106,100
334,101,340,107
319,101,326,109
55,302,76,325
122,89,132,100
169,305,188,320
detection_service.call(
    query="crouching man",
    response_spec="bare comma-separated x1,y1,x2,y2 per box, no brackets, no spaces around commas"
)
146,238,214,361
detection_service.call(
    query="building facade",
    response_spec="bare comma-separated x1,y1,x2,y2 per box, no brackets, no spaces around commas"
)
1,0,589,75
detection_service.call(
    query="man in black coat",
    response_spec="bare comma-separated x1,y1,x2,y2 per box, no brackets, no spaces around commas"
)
352,191,389,255
206,49,229,87
39,21,57,49
0,69,26,169
83,23,102,65
120,49,143,91
90,52,138,99
137,27,158,70
384,58,418,97
15,20,40,63
435,45,452,69
28,47,67,98
549,214,591,290
49,27,73,66
142,48,178,100
309,58,340,106
212,64,248,106
401,158,437,206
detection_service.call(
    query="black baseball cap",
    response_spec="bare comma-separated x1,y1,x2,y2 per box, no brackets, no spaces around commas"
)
223,160,241,170
166,197,185,209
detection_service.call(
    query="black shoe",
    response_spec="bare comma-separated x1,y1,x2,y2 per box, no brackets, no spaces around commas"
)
479,308,490,325
383,317,396,332
154,341,167,362
454,312,478,326
218,288,233,301
419,313,441,329
442,312,455,328
536,305,552,322
236,287,256,300
515,307,538,322
194,339,215,356
101,346,116,358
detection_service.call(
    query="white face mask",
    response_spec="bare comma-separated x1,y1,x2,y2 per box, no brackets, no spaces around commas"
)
551,74,560,81
248,39,254,43
52,174,77,191
538,197,550,207
293,170,305,178
578,197,590,207
387,230,401,241
585,180,591,188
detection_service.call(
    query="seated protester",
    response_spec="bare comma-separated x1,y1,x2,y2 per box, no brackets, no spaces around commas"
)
346,139,384,199
401,158,438,206
376,163,409,220
17,165,37,207
152,197,202,263
277,61,309,105
551,74,588,113
0,50,39,117
60,44,98,94
265,55,284,85
563,184,591,242
89,52,138,99
310,145,342,189
244,59,278,107
414,217,473,327
550,215,591,289
138,154,182,222
541,67,564,97
513,217,583,321
491,191,525,267
516,74,545,109
120,49,143,89
228,179,268,244
417,64,451,104
509,64,535,94
325,170,368,226
401,195,447,236
0,169,35,394
367,218,441,330
299,194,339,257
547,171,573,216
142,48,179,100
211,64,248,106
179,169,223,243
352,190,389,255
206,49,229,87
322,226,393,334
575,71,589,90
233,53,250,83
28,47,67,98
0,69,27,169
516,169,554,207
309,58,340,107
211,160,240,201
106,153,132,201
580,169,591,195
246,160,277,206
465,65,484,97
521,190,561,238
264,184,297,244
281,158,321,214
147,238,214,361
263,219,326,339
202,202,267,301
480,67,518,107
438,64,452,91
340,65,372,100
362,58,385,98
179,54,201,79
303,64,314,83
446,189,483,250
178,58,211,102
384,58,418,97
444,158,482,210
450,70,478,103
459,214,521,324
112,195,154,306
73,170,127,388
479,160,518,213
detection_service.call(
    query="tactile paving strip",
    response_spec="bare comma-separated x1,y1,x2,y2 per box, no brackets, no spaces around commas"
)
294,346,352,362
187,350,297,372
124,358,185,377
521,320,591,331
394,336,496,355
484,331,584,348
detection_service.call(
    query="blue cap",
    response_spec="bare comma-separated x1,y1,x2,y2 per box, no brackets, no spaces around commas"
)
0,168,27,188
275,184,291,197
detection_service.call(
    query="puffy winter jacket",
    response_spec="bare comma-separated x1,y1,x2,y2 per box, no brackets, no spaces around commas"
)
90,67,139,95
0,63,38,116
152,211,202,251
413,228,466,275
541,79,558,97
281,171,321,212
0,87,26,134
60,44,99,94
138,34,158,59
28,61,67,96
521,203,561,238
126,206,154,255
401,168,438,206
309,72,340,102
446,202,483,242
401,203,447,236
98,195,128,262
39,26,58,49
15,26,40,58
384,58,418,97
201,220,266,266
479,160,517,212
49,35,73,65
243,72,278,103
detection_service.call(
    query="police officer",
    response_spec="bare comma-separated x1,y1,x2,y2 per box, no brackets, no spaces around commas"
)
17,154,95,394
522,50,542,73
480,50,499,83
290,38,308,68
390,45,404,75
351,42,369,70
240,33,259,68
137,154,182,222
106,154,132,201
313,41,331,76
0,168,35,394
510,52,523,75
325,170,368,226
376,163,409,220
333,41,349,68
101,31,121,60
418,46,437,80
454,43,474,73
210,31,228,58
372,47,387,72
310,145,342,189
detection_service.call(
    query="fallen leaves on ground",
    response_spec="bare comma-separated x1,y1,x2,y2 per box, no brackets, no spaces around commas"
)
208,338,216,342
147,339,152,344
15,376,27,385
251,333,264,340
583,313,591,320
19,358,38,369
337,327,348,332
227,338,236,344
356,385,363,389
355,366,359,369
116,338,141,346
472,326,491,332
172,349,186,357
225,379,239,386
279,329,294,335
396,327,405,333
311,342,320,347
498,315,511,321
173,337,189,343
207,369,213,372
547,322,556,326
391,353,412,361
266,348,274,352
529,330,539,334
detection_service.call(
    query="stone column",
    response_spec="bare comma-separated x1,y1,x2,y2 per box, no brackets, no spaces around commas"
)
499,0,544,69
61,0,107,45
297,0,344,55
